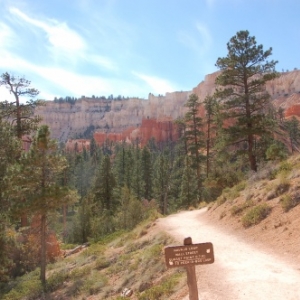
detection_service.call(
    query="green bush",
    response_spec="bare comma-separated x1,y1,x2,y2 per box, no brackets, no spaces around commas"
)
242,204,271,228
235,181,247,192
46,270,69,292
280,195,300,212
230,200,254,216
2,278,42,300
266,141,288,161
138,273,181,300
216,185,243,206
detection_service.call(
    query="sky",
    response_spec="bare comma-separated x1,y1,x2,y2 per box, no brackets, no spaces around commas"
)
0,0,299,102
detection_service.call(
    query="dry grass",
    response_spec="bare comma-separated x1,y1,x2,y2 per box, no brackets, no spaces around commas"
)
2,218,182,300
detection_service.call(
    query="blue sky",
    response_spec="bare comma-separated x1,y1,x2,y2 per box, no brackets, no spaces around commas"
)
0,0,299,101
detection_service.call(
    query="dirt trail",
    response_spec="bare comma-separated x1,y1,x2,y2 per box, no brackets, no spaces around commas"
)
157,209,300,300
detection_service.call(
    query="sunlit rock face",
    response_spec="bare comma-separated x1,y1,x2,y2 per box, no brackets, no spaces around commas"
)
35,91,190,143
35,70,300,150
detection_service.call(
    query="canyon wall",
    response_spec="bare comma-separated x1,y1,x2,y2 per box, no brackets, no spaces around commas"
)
35,70,300,149
35,91,190,143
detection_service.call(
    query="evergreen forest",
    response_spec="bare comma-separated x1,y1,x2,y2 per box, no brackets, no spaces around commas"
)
1,30,300,297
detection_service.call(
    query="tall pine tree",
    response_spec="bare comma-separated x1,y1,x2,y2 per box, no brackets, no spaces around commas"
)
8,125,76,288
214,30,278,172
184,93,205,192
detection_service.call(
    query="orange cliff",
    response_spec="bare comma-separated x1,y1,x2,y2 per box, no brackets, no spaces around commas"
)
45,70,300,152
65,118,180,151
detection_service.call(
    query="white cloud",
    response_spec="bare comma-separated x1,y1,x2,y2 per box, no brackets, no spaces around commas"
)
133,72,176,95
196,23,212,52
9,7,86,54
178,23,212,55
7,7,120,72
87,55,118,72
0,22,15,49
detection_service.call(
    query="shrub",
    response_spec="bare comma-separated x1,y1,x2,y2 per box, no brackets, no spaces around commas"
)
235,181,246,192
280,194,300,212
230,200,254,216
266,179,290,200
47,270,69,292
217,184,244,206
216,194,226,206
274,179,290,197
2,278,42,300
242,204,271,228
137,273,181,300
266,141,288,161
278,161,293,173
94,257,110,270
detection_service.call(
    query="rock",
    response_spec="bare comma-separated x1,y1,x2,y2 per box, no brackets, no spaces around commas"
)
34,70,300,149
121,287,133,297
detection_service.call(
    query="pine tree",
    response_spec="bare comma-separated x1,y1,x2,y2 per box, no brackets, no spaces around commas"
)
214,30,278,172
179,156,198,208
168,142,186,211
203,95,219,177
0,72,43,139
7,125,77,288
284,117,300,153
153,153,171,214
93,155,117,213
0,73,44,227
184,93,205,191
0,117,22,282
141,146,153,200
131,146,143,198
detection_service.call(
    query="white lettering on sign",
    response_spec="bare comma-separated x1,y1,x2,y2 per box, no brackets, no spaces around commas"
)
164,242,214,268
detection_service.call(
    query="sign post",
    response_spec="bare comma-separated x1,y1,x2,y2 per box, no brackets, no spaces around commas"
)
164,237,214,300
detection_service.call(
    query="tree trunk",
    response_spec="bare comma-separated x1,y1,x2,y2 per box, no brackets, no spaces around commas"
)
40,214,47,289
248,134,257,172
63,205,67,242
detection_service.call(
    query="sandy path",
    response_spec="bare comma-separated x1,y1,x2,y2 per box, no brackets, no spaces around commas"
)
157,209,300,300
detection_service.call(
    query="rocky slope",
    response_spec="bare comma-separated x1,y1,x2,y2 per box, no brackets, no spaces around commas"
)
35,70,300,148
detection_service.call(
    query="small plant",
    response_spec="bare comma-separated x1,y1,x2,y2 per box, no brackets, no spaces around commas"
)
230,200,254,216
280,194,300,212
278,161,292,173
242,204,271,228
266,178,290,200
216,194,226,206
69,265,92,280
137,273,182,300
47,270,69,292
60,243,78,250
274,179,290,197
235,181,246,192
94,257,110,270
2,277,42,300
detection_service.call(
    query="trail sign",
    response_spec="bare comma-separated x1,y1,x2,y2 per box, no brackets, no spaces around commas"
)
165,242,214,268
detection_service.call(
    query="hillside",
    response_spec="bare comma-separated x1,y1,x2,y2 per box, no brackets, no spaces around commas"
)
3,154,300,299
206,155,300,264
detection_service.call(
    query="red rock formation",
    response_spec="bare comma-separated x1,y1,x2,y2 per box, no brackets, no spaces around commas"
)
94,118,179,147
67,118,179,151
285,104,300,118
53,71,300,152
137,118,179,146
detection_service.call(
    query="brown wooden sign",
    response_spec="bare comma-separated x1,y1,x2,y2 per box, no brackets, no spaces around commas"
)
165,242,214,268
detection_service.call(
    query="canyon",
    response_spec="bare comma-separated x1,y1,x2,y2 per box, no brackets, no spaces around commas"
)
34,70,300,150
